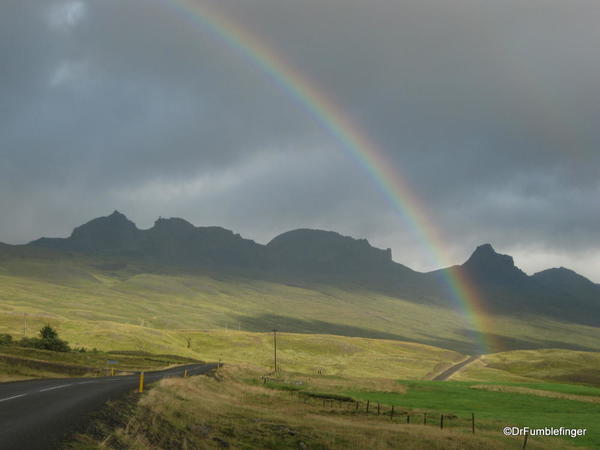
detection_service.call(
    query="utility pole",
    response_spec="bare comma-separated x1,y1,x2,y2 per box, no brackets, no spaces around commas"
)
23,313,27,337
273,328,278,373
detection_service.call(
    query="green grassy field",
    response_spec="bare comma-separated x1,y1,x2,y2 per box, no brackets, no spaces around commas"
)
259,374,599,449
342,381,599,448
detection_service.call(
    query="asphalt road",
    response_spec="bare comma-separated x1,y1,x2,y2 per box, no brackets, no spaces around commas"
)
0,363,218,450
432,355,480,381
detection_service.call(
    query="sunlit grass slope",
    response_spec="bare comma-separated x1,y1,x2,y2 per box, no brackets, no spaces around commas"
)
1,251,600,355
179,330,464,379
0,326,465,382
454,349,600,387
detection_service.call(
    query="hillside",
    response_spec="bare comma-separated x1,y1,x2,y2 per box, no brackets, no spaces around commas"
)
0,211,598,354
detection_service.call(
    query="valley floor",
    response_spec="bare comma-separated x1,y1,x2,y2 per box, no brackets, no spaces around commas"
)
67,365,589,450
2,330,599,449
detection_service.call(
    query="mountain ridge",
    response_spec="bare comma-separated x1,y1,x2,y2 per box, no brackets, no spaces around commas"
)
23,211,598,282
1,211,598,353
17,211,600,327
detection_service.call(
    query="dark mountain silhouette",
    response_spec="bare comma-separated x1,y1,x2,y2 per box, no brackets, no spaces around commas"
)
266,229,421,290
533,267,600,308
461,243,530,286
32,211,139,253
24,211,600,326
534,267,598,292
436,244,600,325
267,229,393,269
30,211,266,269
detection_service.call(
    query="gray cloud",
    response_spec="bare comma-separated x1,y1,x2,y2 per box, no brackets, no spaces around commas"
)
1,0,599,280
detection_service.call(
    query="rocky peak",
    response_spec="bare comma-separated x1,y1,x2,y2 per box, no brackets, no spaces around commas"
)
461,243,528,283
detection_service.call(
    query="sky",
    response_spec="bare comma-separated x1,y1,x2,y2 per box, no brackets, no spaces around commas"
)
1,0,599,281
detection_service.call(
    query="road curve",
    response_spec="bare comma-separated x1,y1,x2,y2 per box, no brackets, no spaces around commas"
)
432,355,480,381
0,363,218,450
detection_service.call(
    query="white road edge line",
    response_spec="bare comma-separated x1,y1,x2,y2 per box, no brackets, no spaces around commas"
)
0,394,27,403
39,384,72,392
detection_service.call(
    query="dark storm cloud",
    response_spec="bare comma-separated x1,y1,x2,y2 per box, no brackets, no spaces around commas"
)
1,0,599,279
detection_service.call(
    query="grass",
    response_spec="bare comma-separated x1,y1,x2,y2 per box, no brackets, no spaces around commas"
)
178,330,464,379
0,329,466,383
453,349,600,387
2,248,599,448
68,365,565,450
0,344,199,381
1,249,600,356
343,381,599,448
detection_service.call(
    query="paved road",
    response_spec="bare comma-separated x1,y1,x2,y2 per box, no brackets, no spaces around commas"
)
432,355,480,381
0,363,218,450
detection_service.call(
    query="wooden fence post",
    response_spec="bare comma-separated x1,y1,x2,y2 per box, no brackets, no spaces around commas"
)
138,372,145,393
522,431,529,449
471,413,475,434
366,400,370,414
406,414,410,424
355,401,359,412
377,403,380,416
390,405,394,421
424,413,427,425
440,414,444,430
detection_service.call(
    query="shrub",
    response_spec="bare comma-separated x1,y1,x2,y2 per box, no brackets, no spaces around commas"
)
0,334,13,345
19,325,71,352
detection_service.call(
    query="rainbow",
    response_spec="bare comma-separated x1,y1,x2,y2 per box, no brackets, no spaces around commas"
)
158,0,497,354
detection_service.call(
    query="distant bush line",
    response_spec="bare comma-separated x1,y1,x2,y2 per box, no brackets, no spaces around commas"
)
0,325,75,353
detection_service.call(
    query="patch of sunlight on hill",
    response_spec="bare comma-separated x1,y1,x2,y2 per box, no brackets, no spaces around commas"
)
1,254,600,355
174,330,464,379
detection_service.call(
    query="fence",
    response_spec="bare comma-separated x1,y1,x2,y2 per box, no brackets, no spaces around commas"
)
288,390,477,433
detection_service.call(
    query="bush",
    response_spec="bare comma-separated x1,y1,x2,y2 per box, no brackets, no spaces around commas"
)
19,325,70,352
0,334,13,345
40,325,58,340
